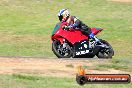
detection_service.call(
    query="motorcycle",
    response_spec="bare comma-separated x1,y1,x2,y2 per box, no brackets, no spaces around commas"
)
51,22,114,58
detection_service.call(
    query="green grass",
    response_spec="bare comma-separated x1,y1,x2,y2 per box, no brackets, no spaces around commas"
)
0,74,131,88
83,59,132,72
0,0,132,58
0,1,132,88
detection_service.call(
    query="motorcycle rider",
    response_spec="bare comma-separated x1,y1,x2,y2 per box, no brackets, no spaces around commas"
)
58,9,100,44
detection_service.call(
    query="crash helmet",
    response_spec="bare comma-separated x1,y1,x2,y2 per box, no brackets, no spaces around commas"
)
58,9,70,21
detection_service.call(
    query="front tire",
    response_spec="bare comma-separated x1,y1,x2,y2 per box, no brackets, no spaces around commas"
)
52,40,73,58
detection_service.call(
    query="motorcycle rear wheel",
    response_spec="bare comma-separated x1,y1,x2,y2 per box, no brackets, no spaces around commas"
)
96,40,114,59
52,40,73,58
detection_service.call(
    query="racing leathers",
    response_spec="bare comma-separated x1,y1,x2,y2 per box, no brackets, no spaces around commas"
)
63,16,100,43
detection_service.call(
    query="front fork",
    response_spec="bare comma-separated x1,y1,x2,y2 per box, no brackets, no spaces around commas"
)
62,39,70,53
62,39,67,48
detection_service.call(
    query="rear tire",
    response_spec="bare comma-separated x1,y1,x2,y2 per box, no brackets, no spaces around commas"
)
96,40,114,59
52,40,73,58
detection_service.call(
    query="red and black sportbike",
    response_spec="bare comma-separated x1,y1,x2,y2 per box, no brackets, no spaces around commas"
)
51,22,114,58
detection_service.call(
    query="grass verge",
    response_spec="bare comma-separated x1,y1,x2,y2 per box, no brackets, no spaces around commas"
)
0,74,131,88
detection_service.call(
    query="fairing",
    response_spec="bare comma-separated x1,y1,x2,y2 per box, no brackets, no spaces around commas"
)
52,22,103,44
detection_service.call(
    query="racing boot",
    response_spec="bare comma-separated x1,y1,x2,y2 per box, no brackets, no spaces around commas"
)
89,33,102,45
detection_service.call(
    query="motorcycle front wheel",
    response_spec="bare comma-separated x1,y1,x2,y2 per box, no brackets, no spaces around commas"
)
52,40,73,58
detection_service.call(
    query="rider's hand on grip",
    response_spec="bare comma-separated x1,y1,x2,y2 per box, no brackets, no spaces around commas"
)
62,25,65,29
62,25,69,30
